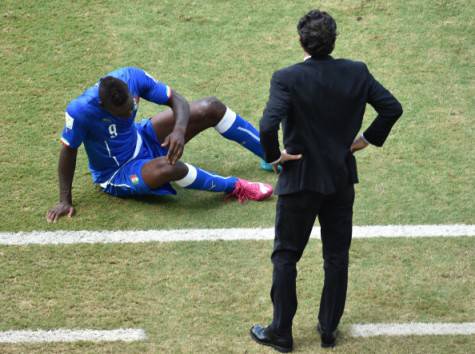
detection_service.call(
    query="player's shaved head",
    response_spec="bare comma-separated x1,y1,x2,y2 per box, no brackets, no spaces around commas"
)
99,76,129,106
99,76,134,118
297,10,337,58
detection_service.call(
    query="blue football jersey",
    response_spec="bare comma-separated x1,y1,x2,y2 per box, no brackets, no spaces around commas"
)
61,67,171,183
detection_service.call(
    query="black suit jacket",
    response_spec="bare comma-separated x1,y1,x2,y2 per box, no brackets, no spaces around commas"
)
260,55,403,195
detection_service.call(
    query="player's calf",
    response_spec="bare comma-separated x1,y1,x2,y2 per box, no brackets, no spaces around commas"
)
174,163,273,202
214,106,265,159
141,157,188,189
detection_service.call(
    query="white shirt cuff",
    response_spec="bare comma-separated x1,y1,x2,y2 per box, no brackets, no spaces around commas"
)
270,156,281,165
360,133,370,145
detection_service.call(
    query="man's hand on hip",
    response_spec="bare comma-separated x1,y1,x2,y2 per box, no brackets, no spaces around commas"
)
272,149,303,173
350,136,369,153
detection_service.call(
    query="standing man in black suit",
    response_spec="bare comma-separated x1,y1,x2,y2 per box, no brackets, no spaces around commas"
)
250,9,403,352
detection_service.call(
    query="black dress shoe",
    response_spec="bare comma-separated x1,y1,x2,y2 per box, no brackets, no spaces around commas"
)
250,324,293,353
316,323,337,348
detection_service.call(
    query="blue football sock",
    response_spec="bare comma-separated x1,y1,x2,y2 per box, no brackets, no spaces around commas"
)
215,108,264,158
175,163,237,193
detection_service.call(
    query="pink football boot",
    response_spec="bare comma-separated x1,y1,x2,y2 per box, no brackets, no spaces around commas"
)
226,178,273,203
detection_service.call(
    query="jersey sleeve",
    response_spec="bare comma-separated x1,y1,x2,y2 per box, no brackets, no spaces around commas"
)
60,105,87,149
132,67,172,105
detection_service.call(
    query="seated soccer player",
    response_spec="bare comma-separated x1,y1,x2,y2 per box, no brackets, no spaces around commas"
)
46,67,272,222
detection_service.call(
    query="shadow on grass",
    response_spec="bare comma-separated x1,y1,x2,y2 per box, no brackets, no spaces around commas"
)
107,190,232,212
296,323,350,352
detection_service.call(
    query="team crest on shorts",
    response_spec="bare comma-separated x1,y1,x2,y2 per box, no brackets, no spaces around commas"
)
130,174,139,185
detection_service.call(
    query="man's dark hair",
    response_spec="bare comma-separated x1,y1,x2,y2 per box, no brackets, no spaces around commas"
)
297,10,337,57
99,76,129,106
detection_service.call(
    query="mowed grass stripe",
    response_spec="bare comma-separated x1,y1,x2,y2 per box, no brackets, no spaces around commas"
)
1,238,473,353
0,329,146,343
0,225,474,245
351,322,475,337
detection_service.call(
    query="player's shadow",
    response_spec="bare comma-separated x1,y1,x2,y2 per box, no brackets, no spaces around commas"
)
125,191,228,211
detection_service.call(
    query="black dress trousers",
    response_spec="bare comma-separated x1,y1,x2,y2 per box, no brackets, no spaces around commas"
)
269,184,355,336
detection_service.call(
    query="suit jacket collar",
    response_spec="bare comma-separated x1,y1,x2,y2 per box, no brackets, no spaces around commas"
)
307,55,334,62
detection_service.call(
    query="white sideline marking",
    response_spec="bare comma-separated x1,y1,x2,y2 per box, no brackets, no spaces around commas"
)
351,322,475,337
0,328,146,343
0,225,474,245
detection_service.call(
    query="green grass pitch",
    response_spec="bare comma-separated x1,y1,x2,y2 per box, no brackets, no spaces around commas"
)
0,0,474,352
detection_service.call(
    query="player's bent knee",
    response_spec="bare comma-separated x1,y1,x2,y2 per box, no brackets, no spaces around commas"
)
206,96,226,118
195,97,226,124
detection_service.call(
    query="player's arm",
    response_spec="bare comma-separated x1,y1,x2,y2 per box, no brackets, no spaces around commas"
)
47,107,86,223
161,89,190,165
135,68,190,164
46,144,77,223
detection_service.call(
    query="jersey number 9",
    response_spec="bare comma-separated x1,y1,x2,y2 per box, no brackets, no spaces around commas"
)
108,124,118,138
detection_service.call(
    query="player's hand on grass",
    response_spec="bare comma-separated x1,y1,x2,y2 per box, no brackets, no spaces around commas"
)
272,149,303,173
46,202,75,223
162,130,185,165
350,135,369,153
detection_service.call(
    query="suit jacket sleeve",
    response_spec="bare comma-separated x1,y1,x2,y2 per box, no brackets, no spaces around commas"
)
259,71,291,163
363,65,403,147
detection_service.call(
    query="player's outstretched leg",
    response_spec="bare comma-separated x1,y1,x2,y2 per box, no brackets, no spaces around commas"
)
141,157,272,202
151,97,265,159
